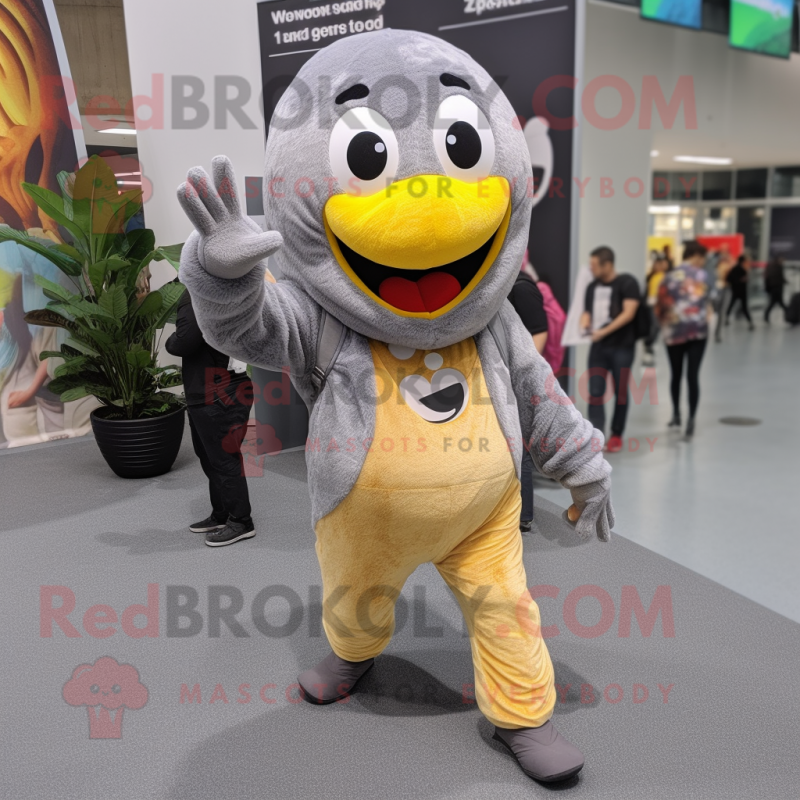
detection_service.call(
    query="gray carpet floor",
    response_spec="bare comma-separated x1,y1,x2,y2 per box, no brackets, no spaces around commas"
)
1,429,798,799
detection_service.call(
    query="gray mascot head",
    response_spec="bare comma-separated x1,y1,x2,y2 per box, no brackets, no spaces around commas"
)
265,29,534,350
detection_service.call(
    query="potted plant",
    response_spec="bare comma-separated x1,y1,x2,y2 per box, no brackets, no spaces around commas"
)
0,155,187,478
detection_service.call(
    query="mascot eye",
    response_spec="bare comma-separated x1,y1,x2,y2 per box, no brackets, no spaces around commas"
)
347,132,387,181
433,95,495,182
330,107,399,197
445,122,482,170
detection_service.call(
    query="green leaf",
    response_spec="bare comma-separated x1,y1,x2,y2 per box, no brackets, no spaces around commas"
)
54,243,84,263
153,243,184,269
39,350,66,361
135,290,163,317
136,250,159,276
71,157,143,260
126,349,152,369
156,372,183,389
21,183,87,246
64,337,100,357
33,274,73,301
88,261,107,295
25,309,78,331
65,298,116,322
42,288,68,303
0,226,83,277
123,229,156,263
56,170,75,220
59,381,119,403
44,303,75,320
104,255,130,272
151,282,185,329
82,327,115,348
85,383,120,401
54,357,88,377
98,284,127,322
123,194,144,225
48,374,86,394
59,386,91,402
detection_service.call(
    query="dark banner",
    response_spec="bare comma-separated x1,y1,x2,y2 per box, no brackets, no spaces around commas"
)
769,206,800,261
257,0,577,307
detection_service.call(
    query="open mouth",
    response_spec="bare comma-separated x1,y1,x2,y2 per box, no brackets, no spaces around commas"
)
334,233,497,314
323,175,512,318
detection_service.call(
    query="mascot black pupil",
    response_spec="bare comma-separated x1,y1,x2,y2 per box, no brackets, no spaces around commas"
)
347,131,388,181
446,121,482,169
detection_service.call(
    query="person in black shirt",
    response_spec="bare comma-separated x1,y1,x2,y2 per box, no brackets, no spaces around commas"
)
725,254,754,330
166,287,256,547
507,267,548,533
580,246,641,453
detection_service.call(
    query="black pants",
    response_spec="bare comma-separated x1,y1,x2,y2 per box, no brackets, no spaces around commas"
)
587,342,635,437
713,287,729,340
726,291,752,324
644,306,659,351
666,339,706,420
187,389,253,523
764,290,787,322
520,448,535,523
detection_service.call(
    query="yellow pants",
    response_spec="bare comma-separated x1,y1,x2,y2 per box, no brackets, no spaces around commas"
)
315,471,556,729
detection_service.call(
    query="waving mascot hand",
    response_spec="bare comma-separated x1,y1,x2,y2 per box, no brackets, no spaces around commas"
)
178,29,614,784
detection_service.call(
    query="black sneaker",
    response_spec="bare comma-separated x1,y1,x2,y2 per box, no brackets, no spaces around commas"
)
205,518,256,547
520,520,533,533
189,516,227,533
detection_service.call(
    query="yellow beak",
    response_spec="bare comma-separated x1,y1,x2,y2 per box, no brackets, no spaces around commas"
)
324,175,511,318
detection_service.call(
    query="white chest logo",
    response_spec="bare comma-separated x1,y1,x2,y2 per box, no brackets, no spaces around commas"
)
389,345,469,424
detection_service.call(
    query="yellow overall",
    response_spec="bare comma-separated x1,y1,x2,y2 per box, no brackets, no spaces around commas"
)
314,338,556,728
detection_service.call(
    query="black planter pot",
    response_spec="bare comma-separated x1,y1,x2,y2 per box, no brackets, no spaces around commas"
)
90,406,186,479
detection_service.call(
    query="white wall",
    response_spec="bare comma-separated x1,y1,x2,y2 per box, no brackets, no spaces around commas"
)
122,0,267,289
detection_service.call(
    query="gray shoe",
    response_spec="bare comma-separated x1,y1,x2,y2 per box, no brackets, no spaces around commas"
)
204,518,255,547
493,721,584,783
298,651,374,704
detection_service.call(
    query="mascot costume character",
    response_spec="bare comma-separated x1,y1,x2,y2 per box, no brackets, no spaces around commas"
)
178,29,614,784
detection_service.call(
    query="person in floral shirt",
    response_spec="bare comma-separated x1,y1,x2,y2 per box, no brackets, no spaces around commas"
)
655,241,711,439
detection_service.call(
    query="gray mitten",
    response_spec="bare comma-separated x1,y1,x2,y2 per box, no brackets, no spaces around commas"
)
568,476,615,542
177,155,282,279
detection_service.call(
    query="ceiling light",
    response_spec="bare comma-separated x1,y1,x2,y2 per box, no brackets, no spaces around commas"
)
650,150,659,157
674,155,732,165
649,205,681,214
98,127,137,135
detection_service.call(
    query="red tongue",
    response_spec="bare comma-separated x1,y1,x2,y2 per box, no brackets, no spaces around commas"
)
379,273,461,313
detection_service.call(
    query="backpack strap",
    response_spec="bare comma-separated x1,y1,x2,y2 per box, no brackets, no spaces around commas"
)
313,309,507,400
484,310,510,368
311,310,347,399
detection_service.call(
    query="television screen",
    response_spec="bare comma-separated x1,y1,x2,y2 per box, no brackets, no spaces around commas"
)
641,0,702,29
730,0,795,58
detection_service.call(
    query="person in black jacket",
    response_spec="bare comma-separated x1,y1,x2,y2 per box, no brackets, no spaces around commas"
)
507,265,548,533
165,287,255,547
763,256,788,323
